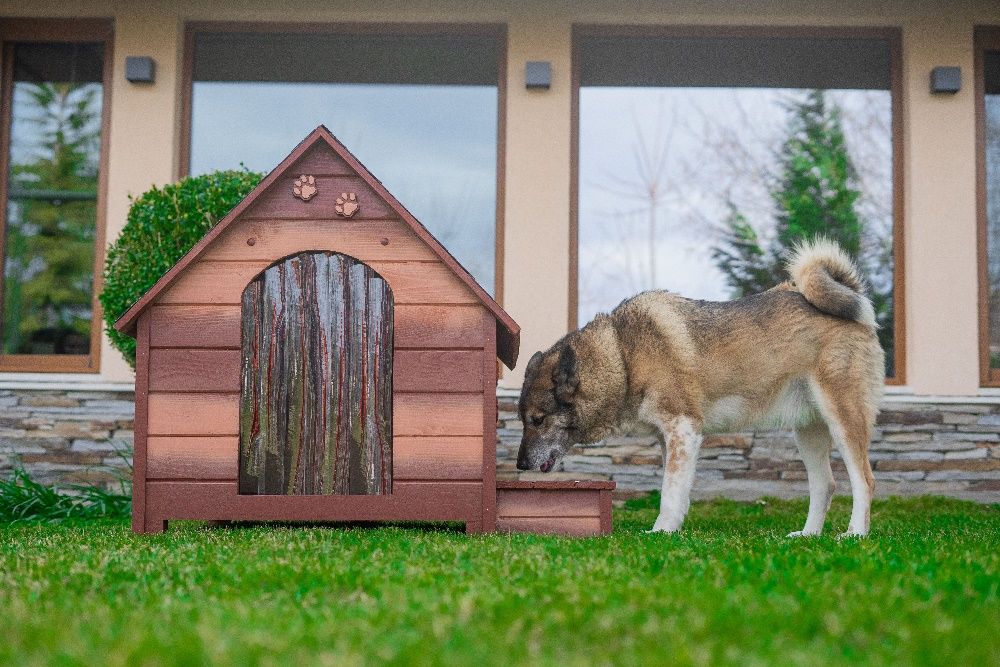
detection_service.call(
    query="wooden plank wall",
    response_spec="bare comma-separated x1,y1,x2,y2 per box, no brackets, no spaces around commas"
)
139,144,492,529
495,487,608,537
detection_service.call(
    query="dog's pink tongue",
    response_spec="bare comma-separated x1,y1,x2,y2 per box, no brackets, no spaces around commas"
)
540,456,555,473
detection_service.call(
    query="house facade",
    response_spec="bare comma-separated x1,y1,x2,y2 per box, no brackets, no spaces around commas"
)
2,1,1000,500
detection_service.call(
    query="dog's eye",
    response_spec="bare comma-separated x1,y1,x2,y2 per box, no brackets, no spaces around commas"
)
531,415,545,427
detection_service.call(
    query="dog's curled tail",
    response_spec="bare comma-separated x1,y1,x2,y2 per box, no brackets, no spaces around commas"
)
787,238,877,328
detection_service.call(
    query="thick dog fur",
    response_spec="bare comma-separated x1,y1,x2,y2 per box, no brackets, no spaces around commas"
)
517,239,884,537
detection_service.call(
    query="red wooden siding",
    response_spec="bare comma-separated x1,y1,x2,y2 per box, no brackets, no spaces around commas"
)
147,436,237,479
159,261,478,305
245,176,395,219
494,517,603,536
284,143,354,176
128,128,517,532
201,219,438,263
146,480,482,523
495,482,615,536
146,435,483,482
147,392,483,438
147,304,488,350
148,349,482,394
149,349,240,392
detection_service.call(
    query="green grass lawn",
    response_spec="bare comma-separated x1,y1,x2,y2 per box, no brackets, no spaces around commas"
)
1,496,997,666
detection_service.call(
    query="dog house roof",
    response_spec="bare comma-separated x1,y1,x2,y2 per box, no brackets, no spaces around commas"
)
114,125,520,369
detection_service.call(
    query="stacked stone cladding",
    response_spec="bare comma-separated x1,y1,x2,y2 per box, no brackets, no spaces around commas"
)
3,387,998,503
496,396,1000,503
0,389,134,490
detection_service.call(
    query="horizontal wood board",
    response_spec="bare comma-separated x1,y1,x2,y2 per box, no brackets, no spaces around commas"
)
147,392,484,437
496,488,605,518
244,175,395,220
158,260,477,305
147,436,483,482
495,516,603,537
201,219,438,263
496,482,614,536
145,480,482,523
149,348,483,394
284,142,354,176
148,304,489,350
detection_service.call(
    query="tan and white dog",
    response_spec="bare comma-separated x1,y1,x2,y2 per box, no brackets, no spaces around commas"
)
516,239,884,537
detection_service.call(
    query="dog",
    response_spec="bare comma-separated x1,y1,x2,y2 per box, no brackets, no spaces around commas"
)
516,238,884,537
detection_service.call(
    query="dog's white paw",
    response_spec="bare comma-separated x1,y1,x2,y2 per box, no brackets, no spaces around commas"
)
648,516,682,533
837,530,868,540
786,530,821,538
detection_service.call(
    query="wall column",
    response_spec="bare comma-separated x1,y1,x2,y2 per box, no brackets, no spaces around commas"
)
100,12,182,383
902,15,980,395
501,16,573,389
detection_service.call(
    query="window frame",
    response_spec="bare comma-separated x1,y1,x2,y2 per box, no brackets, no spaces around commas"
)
0,18,113,373
569,24,906,385
178,20,508,304
976,26,1000,387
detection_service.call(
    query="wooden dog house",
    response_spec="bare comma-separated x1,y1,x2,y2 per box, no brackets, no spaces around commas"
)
115,126,613,535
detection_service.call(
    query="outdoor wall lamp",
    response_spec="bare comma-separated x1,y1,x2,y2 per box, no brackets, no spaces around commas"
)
930,66,961,94
125,56,156,84
526,61,551,89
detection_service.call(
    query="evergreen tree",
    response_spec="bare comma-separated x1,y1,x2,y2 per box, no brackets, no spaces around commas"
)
711,90,895,375
711,203,777,296
4,81,101,354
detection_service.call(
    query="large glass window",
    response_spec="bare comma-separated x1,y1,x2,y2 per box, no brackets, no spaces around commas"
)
979,29,1000,383
0,28,109,371
187,28,501,293
575,30,901,379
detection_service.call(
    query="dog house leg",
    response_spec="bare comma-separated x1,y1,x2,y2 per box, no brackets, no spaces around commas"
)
142,517,166,534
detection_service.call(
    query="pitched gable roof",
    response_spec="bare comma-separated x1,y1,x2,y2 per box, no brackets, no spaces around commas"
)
114,125,520,369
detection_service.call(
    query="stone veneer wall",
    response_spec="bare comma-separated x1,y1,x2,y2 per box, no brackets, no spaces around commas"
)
2,387,999,503
0,389,134,490
496,395,1000,503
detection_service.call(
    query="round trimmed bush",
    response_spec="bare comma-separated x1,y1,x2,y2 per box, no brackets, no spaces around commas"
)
100,170,263,367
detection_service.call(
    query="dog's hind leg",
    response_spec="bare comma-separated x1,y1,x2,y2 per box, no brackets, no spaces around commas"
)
648,415,703,533
808,379,876,537
788,420,836,537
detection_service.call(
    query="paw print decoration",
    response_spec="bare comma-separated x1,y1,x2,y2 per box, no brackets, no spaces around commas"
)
335,192,359,218
292,175,317,202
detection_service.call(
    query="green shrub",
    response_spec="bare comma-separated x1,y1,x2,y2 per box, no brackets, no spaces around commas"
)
100,170,262,366
0,467,131,523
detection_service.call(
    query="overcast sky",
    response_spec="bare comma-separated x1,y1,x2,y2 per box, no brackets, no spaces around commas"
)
577,86,892,325
8,76,895,317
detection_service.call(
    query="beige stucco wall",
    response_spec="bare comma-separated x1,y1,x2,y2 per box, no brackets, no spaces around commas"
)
2,0,1000,396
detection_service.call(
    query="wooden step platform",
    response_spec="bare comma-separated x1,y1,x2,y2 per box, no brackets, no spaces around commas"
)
495,480,615,536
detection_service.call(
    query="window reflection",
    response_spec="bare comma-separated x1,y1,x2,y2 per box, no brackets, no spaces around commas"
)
3,43,103,356
984,51,1000,368
577,35,897,377
188,32,499,293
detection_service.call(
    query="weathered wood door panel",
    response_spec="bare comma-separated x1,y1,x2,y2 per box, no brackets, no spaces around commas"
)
239,251,393,495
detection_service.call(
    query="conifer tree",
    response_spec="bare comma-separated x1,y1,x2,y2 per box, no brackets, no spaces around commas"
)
712,90,894,374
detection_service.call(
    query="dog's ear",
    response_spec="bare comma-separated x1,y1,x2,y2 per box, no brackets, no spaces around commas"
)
553,344,579,406
525,351,544,374
522,351,544,387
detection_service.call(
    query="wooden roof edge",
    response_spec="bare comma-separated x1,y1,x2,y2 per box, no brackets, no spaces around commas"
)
308,126,520,367
113,125,521,369
113,126,329,337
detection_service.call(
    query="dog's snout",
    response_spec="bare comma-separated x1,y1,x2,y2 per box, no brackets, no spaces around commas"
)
516,442,531,470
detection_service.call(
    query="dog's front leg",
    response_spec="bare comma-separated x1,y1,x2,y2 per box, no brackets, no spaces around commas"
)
649,415,703,533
